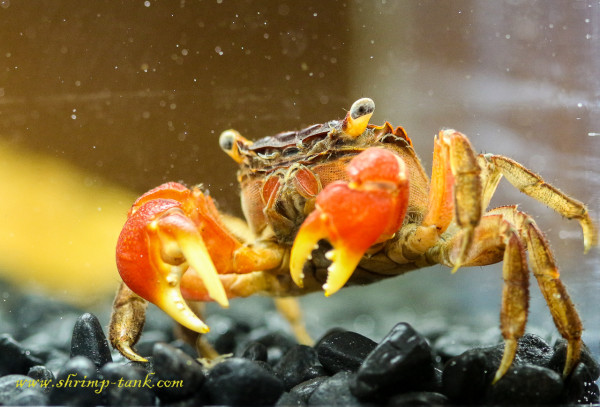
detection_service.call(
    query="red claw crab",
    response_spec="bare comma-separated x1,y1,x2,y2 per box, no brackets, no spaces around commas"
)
110,98,596,383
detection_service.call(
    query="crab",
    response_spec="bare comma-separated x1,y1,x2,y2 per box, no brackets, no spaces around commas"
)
109,98,596,383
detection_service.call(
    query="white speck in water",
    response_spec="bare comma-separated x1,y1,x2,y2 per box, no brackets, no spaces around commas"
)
0,0,10,9
143,1,150,7
214,46,223,55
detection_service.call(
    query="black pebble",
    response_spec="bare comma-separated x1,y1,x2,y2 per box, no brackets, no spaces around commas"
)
70,313,113,368
243,330,297,366
387,391,449,406
210,319,252,354
563,361,600,404
100,361,156,406
133,330,171,358
484,364,563,404
169,339,198,358
27,365,55,394
0,334,44,376
308,371,362,406
49,356,104,406
204,357,284,406
316,330,377,374
351,322,436,401
5,388,49,406
275,344,322,390
513,333,554,366
152,342,206,402
275,391,307,407
240,341,268,362
0,374,45,405
548,339,600,379
442,348,496,404
288,376,329,403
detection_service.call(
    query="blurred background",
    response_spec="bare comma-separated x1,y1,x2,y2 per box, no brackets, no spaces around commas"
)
0,0,598,355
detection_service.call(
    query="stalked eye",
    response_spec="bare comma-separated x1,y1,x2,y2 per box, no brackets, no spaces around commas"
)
219,130,237,152
219,129,251,164
349,98,375,120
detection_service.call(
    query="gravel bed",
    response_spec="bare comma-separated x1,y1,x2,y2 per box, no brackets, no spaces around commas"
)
0,281,598,406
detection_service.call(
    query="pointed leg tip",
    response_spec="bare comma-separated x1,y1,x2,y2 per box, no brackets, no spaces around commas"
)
117,343,148,363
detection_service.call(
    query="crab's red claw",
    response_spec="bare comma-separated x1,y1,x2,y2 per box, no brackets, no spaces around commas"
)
290,148,410,296
116,185,229,334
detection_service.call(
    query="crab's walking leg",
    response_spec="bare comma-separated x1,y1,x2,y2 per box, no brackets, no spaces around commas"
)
274,297,313,346
109,282,149,362
416,130,482,268
290,148,410,296
429,205,584,382
490,206,583,379
483,154,597,252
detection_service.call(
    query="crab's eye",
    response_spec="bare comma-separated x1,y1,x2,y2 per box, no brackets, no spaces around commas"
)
349,98,375,120
219,129,248,163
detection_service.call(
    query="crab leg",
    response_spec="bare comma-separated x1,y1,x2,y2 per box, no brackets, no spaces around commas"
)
483,154,597,252
429,205,584,382
422,130,482,272
290,147,409,296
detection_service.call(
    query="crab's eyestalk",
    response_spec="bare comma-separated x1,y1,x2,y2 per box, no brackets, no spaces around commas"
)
219,129,252,163
342,98,375,138
290,148,409,296
116,185,229,336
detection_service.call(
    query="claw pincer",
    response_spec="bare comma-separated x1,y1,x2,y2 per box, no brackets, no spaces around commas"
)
116,183,229,334
290,148,410,296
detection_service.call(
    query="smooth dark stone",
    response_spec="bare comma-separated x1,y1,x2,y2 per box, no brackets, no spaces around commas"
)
0,334,44,375
152,342,205,402
209,319,252,354
301,365,328,382
276,391,307,407
433,327,497,362
100,361,156,406
316,330,377,374
27,365,55,393
240,341,268,362
275,344,321,390
484,364,563,404
134,330,171,358
5,388,49,406
289,376,329,403
387,391,449,406
70,313,113,368
169,339,198,358
548,339,600,380
246,330,297,366
308,371,361,406
49,356,104,406
563,362,600,404
442,348,495,404
351,323,436,401
205,357,284,406
0,374,44,405
512,333,554,366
